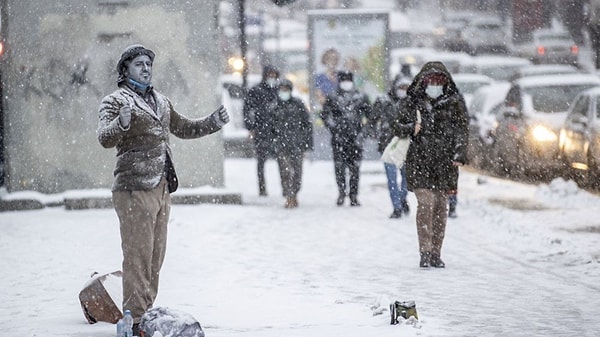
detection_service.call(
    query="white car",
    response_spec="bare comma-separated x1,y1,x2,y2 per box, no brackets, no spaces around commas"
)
493,74,600,178
451,73,494,107
513,64,580,79
467,81,512,168
558,87,600,187
459,55,532,81
462,16,509,55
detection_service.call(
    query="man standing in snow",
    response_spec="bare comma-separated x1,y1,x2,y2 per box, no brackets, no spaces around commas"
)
97,44,229,334
392,62,468,268
272,79,313,208
243,65,280,196
320,71,371,207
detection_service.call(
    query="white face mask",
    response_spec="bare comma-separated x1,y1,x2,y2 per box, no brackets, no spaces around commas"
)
396,89,407,98
340,81,354,91
425,85,443,99
266,78,278,88
278,91,291,101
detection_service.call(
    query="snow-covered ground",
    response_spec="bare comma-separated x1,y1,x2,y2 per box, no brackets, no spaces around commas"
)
1,158,599,337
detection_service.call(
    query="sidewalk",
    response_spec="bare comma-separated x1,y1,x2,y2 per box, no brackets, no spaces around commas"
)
0,158,599,336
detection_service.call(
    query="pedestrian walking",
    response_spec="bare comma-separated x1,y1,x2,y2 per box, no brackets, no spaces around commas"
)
273,79,313,208
392,61,468,268
243,65,280,196
320,71,371,207
97,44,230,334
371,75,411,218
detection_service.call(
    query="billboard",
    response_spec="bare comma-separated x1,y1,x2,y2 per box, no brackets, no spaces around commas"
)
308,9,390,112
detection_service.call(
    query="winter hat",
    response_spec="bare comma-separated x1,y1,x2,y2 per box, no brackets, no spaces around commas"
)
393,75,412,89
262,64,280,79
421,67,449,85
116,44,155,84
279,79,293,90
337,70,353,82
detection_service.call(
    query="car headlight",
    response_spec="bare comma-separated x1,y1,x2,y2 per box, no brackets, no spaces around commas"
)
531,125,557,142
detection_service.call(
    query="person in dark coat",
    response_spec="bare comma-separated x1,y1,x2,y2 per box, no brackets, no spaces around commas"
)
392,61,468,268
320,71,371,207
273,79,313,208
371,75,411,219
243,65,280,196
97,44,229,333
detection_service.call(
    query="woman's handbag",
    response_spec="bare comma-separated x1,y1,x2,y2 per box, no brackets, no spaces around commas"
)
381,109,420,167
381,136,410,167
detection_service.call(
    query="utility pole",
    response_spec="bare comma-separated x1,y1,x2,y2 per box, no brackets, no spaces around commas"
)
238,0,248,92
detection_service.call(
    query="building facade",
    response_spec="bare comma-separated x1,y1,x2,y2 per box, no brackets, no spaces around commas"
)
1,0,225,193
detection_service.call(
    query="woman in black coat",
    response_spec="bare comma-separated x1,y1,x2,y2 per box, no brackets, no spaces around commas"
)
392,61,469,268
273,79,314,208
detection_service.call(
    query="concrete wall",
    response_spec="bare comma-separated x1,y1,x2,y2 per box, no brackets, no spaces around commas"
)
2,0,224,193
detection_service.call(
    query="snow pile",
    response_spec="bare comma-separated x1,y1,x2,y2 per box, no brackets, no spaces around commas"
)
535,177,597,208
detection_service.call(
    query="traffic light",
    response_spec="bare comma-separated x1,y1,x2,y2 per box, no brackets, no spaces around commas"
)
272,0,296,6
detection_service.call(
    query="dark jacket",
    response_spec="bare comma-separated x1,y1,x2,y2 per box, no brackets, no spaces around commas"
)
372,89,407,154
273,97,313,155
320,88,371,148
243,66,279,155
97,86,222,192
392,62,469,191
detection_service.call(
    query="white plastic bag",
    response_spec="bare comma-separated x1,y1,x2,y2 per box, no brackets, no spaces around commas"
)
381,109,420,167
381,136,410,167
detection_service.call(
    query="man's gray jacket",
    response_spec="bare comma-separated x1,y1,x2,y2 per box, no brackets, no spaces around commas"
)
97,86,221,192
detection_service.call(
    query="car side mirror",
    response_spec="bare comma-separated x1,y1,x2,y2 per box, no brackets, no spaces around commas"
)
571,114,588,126
502,106,521,118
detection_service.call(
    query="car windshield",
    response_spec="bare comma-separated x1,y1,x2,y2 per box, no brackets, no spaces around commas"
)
523,84,598,113
480,66,519,81
456,81,490,94
537,33,571,43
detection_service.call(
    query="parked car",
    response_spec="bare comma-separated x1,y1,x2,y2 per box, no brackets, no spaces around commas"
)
422,51,473,74
558,87,600,188
452,73,494,107
492,74,600,178
513,64,580,79
514,29,579,66
459,55,532,81
461,16,509,55
466,81,512,169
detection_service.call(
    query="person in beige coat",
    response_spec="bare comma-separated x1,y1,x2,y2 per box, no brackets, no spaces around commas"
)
97,44,229,334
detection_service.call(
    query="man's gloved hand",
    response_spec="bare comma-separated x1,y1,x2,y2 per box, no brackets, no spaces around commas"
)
211,105,230,127
119,104,132,129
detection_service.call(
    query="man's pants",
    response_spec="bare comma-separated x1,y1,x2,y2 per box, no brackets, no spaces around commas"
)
277,152,304,198
112,178,170,323
255,146,269,194
414,189,448,256
332,143,362,197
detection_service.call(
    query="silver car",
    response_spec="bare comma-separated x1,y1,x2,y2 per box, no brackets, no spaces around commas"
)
515,29,579,66
492,74,600,179
559,87,600,188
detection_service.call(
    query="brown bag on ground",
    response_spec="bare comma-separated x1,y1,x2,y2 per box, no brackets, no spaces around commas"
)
79,271,123,324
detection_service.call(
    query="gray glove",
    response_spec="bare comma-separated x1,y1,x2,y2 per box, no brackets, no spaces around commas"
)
119,103,132,129
211,105,230,127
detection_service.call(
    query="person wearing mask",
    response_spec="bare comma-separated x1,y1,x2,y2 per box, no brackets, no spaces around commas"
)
272,79,314,208
371,75,411,218
97,44,230,334
314,48,340,107
243,65,280,196
392,61,468,268
320,71,371,207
